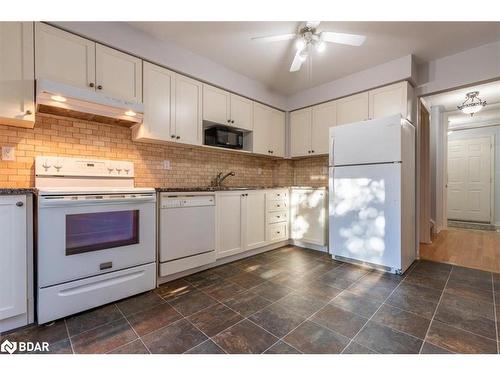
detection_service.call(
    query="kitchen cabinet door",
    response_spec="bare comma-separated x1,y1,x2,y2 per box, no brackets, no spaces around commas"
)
368,81,408,121
0,196,27,321
290,189,327,246
136,62,174,142
290,107,312,157
0,22,35,128
35,22,96,91
230,93,253,130
203,84,230,125
173,74,202,146
252,102,271,155
311,101,336,155
244,191,267,250
336,92,369,125
216,192,243,258
95,44,143,103
269,108,285,157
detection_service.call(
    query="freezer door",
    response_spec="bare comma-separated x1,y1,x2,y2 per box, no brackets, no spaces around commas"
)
329,163,402,271
330,114,403,166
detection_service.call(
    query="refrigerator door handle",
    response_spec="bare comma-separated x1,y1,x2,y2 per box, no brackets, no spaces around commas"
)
329,137,334,167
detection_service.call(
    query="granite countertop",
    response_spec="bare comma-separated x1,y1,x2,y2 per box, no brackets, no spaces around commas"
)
156,186,326,192
0,188,37,195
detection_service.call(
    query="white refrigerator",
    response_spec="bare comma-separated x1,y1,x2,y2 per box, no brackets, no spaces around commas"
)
328,114,416,274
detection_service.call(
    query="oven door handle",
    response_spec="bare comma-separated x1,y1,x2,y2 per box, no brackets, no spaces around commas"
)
39,195,156,207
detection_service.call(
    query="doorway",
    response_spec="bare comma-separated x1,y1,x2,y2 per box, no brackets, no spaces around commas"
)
419,80,500,272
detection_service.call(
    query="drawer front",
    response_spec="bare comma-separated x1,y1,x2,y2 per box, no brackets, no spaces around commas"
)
268,222,288,242
267,200,288,212
267,210,288,224
267,190,288,201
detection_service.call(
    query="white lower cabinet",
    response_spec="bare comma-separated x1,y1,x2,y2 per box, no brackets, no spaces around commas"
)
216,189,289,259
290,188,327,247
0,195,33,333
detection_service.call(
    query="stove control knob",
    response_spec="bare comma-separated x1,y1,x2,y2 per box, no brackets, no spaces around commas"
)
116,168,122,174
42,161,51,171
54,164,62,172
107,167,114,174
124,168,130,174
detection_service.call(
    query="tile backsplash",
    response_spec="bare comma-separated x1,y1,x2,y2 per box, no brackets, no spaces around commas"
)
0,114,328,188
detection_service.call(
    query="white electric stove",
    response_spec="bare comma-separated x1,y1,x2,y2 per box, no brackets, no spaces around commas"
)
35,156,156,324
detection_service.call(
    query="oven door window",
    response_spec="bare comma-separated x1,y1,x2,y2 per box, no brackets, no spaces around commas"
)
66,210,139,255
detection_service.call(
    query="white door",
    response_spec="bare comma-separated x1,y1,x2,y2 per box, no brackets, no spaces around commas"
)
35,22,96,90
336,92,369,125
203,84,230,125
173,74,202,145
291,189,327,246
290,108,312,157
369,82,407,120
0,22,34,127
252,102,271,155
230,94,253,130
244,191,267,250
311,101,336,155
95,44,142,102
447,137,492,223
0,196,27,320
216,192,243,258
269,109,285,157
141,62,173,141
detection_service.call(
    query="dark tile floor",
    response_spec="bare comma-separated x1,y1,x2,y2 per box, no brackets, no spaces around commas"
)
2,246,500,354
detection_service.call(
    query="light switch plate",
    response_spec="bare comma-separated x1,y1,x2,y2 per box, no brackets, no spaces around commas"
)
163,160,172,170
1,146,15,161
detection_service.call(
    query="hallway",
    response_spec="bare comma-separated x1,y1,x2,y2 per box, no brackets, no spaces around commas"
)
420,228,500,273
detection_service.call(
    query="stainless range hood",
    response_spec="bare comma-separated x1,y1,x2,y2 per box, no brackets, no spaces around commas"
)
36,79,144,126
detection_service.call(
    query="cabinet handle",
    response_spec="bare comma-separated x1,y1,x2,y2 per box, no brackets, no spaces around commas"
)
25,110,32,116
89,82,95,88
16,201,24,207
311,150,315,153
277,231,281,234
176,136,180,139
97,85,103,90
227,119,231,123
171,135,176,138
308,150,311,154
231,120,235,124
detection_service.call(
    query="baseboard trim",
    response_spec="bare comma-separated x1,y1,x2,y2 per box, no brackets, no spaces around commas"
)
290,239,328,253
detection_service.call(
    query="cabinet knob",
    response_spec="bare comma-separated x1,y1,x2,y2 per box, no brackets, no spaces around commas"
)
89,82,95,88
16,201,24,207
97,85,103,90
311,150,315,153
176,136,180,139
227,119,231,123
171,135,176,138
231,120,235,124
25,110,32,116
308,150,311,154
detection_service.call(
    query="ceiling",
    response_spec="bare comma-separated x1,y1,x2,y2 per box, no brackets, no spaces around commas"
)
128,22,500,95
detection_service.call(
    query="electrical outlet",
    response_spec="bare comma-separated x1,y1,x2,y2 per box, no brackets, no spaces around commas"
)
1,146,15,161
163,160,172,170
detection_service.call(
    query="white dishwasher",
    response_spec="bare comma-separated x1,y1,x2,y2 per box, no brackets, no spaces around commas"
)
159,193,216,277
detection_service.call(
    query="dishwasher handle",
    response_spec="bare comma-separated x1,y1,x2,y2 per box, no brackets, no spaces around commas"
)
162,195,215,209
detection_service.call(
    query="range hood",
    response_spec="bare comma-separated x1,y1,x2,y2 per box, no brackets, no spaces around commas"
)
36,79,144,126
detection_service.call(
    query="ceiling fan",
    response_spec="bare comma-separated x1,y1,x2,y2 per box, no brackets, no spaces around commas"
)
252,21,366,72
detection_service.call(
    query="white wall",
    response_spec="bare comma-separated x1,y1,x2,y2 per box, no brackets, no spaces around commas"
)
448,125,500,225
429,106,445,229
52,22,288,110
286,55,415,110
417,40,500,97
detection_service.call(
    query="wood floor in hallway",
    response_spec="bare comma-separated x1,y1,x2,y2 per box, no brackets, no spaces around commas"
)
420,228,500,273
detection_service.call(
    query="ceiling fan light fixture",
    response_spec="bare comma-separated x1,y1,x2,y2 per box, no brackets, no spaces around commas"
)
316,41,326,53
295,38,306,51
457,91,486,116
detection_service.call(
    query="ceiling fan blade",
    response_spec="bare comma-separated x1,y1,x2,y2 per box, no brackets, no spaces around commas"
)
305,21,321,29
251,33,296,43
320,31,366,46
290,51,305,72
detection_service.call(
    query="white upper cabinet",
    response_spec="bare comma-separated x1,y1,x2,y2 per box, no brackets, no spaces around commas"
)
311,101,336,155
133,62,173,142
172,74,202,146
0,195,27,322
369,81,414,122
35,22,96,91
290,107,312,157
253,103,285,157
269,108,285,157
203,84,230,125
336,92,369,125
95,44,142,103
229,94,253,130
0,22,35,128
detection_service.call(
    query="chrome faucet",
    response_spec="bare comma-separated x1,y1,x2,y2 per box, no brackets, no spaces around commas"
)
212,171,235,188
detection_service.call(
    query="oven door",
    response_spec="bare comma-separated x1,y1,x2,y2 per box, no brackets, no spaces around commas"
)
37,193,156,287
